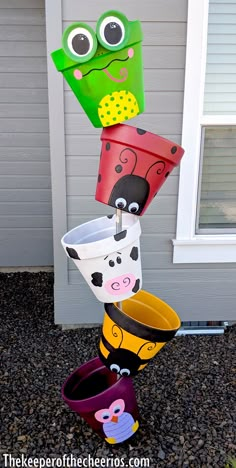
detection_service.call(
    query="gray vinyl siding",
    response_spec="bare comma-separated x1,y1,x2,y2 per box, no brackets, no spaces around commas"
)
48,0,236,323
0,0,53,266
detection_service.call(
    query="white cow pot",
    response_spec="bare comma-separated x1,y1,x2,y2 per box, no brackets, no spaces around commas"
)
61,213,142,303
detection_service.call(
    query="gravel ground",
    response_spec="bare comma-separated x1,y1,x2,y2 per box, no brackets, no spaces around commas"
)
1,272,236,468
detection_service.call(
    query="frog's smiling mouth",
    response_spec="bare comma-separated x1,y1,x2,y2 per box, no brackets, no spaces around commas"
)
73,48,134,82
103,67,128,83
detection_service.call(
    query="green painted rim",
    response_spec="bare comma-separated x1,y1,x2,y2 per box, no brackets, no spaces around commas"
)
96,10,130,51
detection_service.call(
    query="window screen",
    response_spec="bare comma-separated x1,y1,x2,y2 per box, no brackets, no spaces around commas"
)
204,1,236,115
197,126,236,231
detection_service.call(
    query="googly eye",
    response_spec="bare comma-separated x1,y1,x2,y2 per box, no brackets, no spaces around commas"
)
120,368,131,377
96,11,129,51
113,405,122,414
109,260,115,267
116,256,122,264
115,198,127,209
128,202,139,213
110,364,120,374
101,411,110,420
62,23,97,63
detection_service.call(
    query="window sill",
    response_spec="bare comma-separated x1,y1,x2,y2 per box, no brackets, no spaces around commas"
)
173,236,236,263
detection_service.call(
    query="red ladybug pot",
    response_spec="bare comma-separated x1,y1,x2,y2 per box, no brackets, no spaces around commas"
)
62,357,139,444
95,124,185,215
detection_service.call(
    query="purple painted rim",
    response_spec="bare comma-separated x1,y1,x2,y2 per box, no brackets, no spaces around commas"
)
61,356,134,411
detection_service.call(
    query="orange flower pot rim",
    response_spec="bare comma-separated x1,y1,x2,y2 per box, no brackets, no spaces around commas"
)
105,289,181,342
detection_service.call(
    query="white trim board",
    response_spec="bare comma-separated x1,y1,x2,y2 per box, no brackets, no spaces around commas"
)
45,0,68,284
173,0,236,264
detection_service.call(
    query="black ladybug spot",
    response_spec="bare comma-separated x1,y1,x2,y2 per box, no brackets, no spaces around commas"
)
66,247,80,260
109,260,115,267
171,146,177,154
114,230,127,241
132,278,140,293
137,128,146,135
115,165,122,173
130,246,139,261
98,174,102,183
91,272,103,287
106,142,111,151
165,172,170,178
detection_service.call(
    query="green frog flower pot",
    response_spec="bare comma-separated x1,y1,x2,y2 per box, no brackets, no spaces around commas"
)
99,289,181,377
62,357,139,444
51,10,145,127
96,124,185,215
61,213,142,303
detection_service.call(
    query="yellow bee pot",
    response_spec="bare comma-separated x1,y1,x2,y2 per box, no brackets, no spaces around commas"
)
99,289,181,376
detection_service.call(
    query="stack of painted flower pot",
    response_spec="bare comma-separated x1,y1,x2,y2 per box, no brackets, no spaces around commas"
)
52,10,184,444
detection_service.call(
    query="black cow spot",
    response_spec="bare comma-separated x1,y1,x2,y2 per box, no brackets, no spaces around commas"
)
114,230,127,241
130,246,139,261
66,247,80,260
137,128,146,135
107,214,114,219
132,279,140,293
91,272,103,287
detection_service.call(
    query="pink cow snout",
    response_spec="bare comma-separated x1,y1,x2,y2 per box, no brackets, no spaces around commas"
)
105,274,136,295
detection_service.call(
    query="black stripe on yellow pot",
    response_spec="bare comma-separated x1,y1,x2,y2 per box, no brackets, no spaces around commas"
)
99,289,181,376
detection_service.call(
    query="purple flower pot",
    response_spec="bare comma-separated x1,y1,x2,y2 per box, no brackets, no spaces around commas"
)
62,357,139,444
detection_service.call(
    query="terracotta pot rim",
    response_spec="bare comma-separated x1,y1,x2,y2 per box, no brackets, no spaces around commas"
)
101,123,184,165
104,289,181,342
61,213,141,260
62,357,129,405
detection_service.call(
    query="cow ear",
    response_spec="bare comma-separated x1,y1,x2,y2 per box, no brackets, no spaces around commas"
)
130,246,139,261
114,230,127,242
91,272,103,287
66,247,80,260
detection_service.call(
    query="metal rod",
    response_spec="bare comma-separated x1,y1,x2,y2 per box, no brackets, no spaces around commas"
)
116,208,123,234
115,209,123,380
115,209,122,311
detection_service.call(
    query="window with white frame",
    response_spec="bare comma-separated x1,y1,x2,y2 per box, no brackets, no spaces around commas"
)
173,0,236,263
